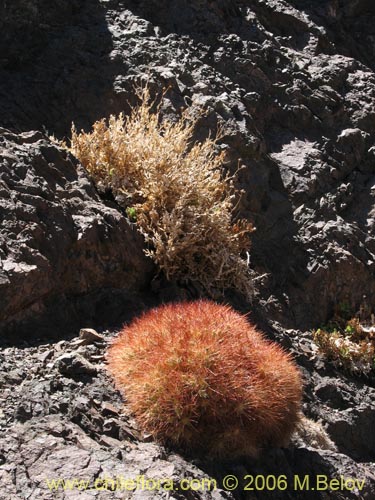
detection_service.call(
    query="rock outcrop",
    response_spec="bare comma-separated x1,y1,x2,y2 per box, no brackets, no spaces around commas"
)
0,129,153,339
2,0,375,328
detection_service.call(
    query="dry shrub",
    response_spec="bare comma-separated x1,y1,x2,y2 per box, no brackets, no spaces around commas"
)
313,324,375,375
68,88,254,300
107,300,302,459
313,303,375,376
294,415,337,452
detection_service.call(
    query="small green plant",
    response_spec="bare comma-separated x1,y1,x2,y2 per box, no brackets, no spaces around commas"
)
345,324,355,335
126,206,137,222
107,300,303,459
66,87,254,300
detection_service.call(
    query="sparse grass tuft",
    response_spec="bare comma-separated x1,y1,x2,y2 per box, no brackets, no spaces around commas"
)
67,88,254,299
107,300,303,459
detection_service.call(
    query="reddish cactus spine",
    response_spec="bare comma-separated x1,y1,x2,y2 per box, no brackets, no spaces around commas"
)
107,300,302,458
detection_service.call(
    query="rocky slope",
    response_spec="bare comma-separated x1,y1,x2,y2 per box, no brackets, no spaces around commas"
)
1,0,375,499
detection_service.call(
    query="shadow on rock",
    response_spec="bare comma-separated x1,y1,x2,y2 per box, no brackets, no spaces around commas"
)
0,0,116,136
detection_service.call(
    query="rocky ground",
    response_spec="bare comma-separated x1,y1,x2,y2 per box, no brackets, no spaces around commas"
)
1,0,375,498
0,325,374,500
0,329,231,500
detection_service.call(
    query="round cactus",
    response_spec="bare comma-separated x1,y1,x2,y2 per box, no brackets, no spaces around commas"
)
107,300,302,458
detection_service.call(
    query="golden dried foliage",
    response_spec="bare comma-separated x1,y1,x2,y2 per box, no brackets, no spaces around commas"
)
68,88,254,299
107,300,303,459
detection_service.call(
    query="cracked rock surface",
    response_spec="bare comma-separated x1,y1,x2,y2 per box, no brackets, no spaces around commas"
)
0,129,153,338
2,0,375,328
1,0,375,499
0,328,374,499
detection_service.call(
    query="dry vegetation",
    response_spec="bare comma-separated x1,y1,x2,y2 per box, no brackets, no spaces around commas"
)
313,307,375,376
294,416,337,452
67,88,254,299
107,300,302,459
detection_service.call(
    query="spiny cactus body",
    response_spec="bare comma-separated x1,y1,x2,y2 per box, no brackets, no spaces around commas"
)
107,300,302,458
